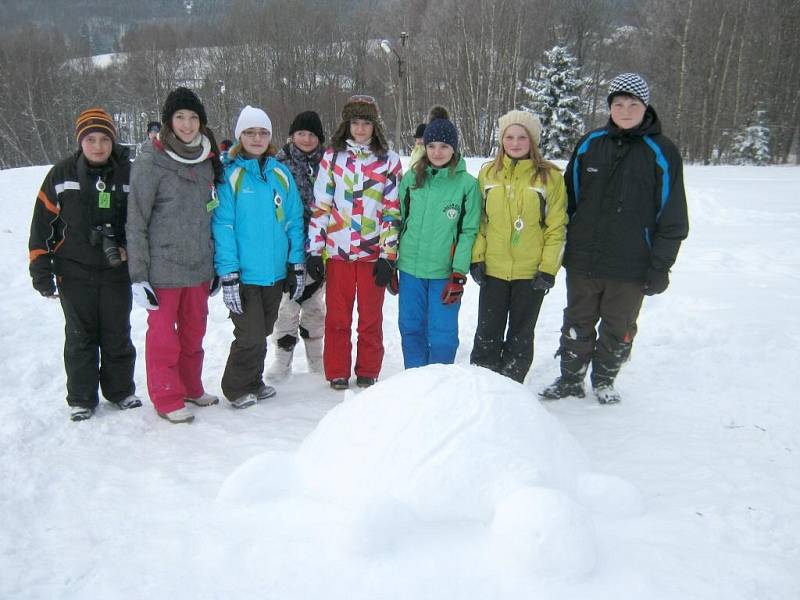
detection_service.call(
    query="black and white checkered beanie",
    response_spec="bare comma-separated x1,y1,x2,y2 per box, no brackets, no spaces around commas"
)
607,73,650,106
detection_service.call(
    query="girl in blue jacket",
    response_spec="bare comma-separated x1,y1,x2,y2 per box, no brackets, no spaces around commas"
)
212,105,306,409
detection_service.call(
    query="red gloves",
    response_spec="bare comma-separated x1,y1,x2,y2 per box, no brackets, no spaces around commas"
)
441,272,467,305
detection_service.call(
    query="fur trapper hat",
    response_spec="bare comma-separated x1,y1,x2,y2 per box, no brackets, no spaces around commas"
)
330,94,389,155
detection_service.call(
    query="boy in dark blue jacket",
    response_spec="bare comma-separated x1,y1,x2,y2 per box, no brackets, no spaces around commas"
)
540,73,689,404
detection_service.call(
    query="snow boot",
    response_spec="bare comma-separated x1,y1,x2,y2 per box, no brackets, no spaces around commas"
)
256,384,277,401
70,407,93,422
356,376,376,388
593,384,621,405
231,393,258,410
539,377,586,400
304,337,324,374
267,347,294,381
158,407,195,423
185,392,219,407
330,378,349,390
117,394,142,410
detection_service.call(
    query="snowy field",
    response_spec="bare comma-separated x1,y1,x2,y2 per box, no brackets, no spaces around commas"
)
1,160,798,599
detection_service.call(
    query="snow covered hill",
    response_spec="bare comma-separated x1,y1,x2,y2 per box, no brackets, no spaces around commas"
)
0,163,798,599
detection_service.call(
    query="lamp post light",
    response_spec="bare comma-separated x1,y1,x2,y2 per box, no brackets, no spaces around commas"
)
381,32,408,153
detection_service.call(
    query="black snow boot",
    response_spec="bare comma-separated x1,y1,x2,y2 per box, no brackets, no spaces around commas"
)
539,377,586,400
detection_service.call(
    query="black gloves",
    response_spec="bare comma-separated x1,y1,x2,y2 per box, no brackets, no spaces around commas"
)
532,272,555,293
469,262,486,287
642,268,669,296
306,255,325,282
373,258,396,288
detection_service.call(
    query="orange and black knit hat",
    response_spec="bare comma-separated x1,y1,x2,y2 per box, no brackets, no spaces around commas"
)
75,108,116,144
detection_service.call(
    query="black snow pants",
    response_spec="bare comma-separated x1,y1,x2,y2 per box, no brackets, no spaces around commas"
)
470,276,546,384
57,261,136,409
557,271,644,388
221,283,284,401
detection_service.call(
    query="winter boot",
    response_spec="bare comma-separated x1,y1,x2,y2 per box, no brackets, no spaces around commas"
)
356,376,376,388
330,378,349,390
230,393,258,410
593,384,622,405
117,394,142,410
158,407,195,423
256,384,277,401
185,392,219,407
70,407,93,422
304,337,324,374
267,347,294,381
539,377,586,400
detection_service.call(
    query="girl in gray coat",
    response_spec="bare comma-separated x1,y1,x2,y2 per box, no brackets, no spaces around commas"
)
127,87,224,424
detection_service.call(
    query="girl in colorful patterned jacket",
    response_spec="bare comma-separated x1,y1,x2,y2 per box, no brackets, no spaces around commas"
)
212,106,306,410
469,110,568,384
396,107,481,368
306,95,403,390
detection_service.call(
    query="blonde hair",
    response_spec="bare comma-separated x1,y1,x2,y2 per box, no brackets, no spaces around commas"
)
491,124,559,185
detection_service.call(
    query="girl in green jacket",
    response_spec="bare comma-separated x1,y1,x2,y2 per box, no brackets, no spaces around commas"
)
469,110,568,383
397,108,480,368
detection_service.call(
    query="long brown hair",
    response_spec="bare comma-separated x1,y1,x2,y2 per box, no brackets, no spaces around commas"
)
491,125,559,185
412,152,459,188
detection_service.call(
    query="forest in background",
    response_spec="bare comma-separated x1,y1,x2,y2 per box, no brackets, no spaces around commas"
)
0,0,797,167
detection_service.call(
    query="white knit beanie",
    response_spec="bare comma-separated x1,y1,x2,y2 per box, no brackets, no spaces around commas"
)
234,105,272,140
497,110,542,146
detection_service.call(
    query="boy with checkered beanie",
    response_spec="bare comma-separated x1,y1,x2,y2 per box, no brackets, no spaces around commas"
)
540,72,689,405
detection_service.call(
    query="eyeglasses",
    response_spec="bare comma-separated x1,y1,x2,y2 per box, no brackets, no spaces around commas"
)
349,94,376,104
241,129,271,139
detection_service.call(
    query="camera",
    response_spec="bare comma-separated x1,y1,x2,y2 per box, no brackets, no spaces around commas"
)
90,223,122,268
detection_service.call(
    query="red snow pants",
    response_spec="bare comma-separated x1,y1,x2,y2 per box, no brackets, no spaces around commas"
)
323,260,386,381
145,283,210,413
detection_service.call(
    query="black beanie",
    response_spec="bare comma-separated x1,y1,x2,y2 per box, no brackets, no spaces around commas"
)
147,121,161,134
289,110,325,144
414,123,426,139
161,87,208,128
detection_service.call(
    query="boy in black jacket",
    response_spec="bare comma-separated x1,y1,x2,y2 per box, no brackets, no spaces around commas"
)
28,108,139,421
540,73,689,404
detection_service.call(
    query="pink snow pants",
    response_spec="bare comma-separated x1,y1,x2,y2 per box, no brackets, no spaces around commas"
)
145,283,209,413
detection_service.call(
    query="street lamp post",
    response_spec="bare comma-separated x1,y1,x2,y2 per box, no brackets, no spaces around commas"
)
381,32,408,153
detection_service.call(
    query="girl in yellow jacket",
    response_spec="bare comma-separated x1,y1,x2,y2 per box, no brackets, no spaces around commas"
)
469,110,567,383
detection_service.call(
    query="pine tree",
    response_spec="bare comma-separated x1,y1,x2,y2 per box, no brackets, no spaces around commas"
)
520,45,587,160
730,109,771,165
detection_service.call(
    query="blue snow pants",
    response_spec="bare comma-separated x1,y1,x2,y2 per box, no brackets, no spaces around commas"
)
398,271,461,369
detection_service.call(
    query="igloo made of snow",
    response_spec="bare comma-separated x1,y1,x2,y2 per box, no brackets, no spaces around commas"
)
296,364,589,522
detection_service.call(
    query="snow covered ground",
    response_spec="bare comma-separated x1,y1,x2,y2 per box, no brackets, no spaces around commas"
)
1,161,798,599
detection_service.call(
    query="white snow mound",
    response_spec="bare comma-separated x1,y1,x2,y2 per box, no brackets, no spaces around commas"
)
490,486,597,578
296,364,590,522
